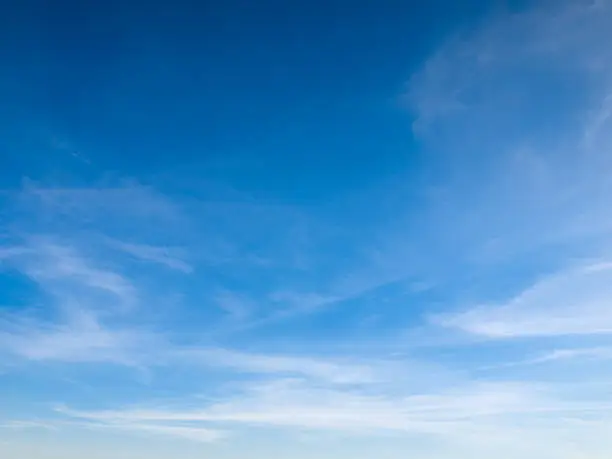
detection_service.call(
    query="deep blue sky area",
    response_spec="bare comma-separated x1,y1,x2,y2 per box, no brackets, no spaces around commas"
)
2,0,528,201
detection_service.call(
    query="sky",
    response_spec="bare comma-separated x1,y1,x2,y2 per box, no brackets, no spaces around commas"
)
1,0,612,458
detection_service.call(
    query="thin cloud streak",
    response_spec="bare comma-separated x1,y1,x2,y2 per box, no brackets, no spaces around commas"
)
106,239,193,273
56,378,612,444
172,348,383,384
0,313,153,365
435,262,612,338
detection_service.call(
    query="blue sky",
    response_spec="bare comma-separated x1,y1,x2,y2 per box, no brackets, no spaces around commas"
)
2,0,612,458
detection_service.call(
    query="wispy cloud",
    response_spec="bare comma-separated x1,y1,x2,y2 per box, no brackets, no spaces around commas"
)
174,348,382,384
435,262,612,338
55,377,612,450
16,181,180,225
105,239,193,273
403,0,612,270
0,237,153,364
531,346,612,363
0,312,153,365
407,0,612,135
212,290,253,321
85,421,225,443
492,346,612,370
0,238,138,312
0,417,225,443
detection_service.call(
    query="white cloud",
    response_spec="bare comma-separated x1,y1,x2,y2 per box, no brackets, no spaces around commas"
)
0,239,137,313
401,0,612,269
0,239,149,364
56,377,612,449
0,311,154,364
436,262,612,338
106,240,193,273
212,290,252,320
481,346,612,370
407,0,612,135
0,417,224,444
88,421,225,443
533,346,612,362
55,380,533,432
0,420,59,430
175,348,381,384
18,181,179,224
0,236,397,376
